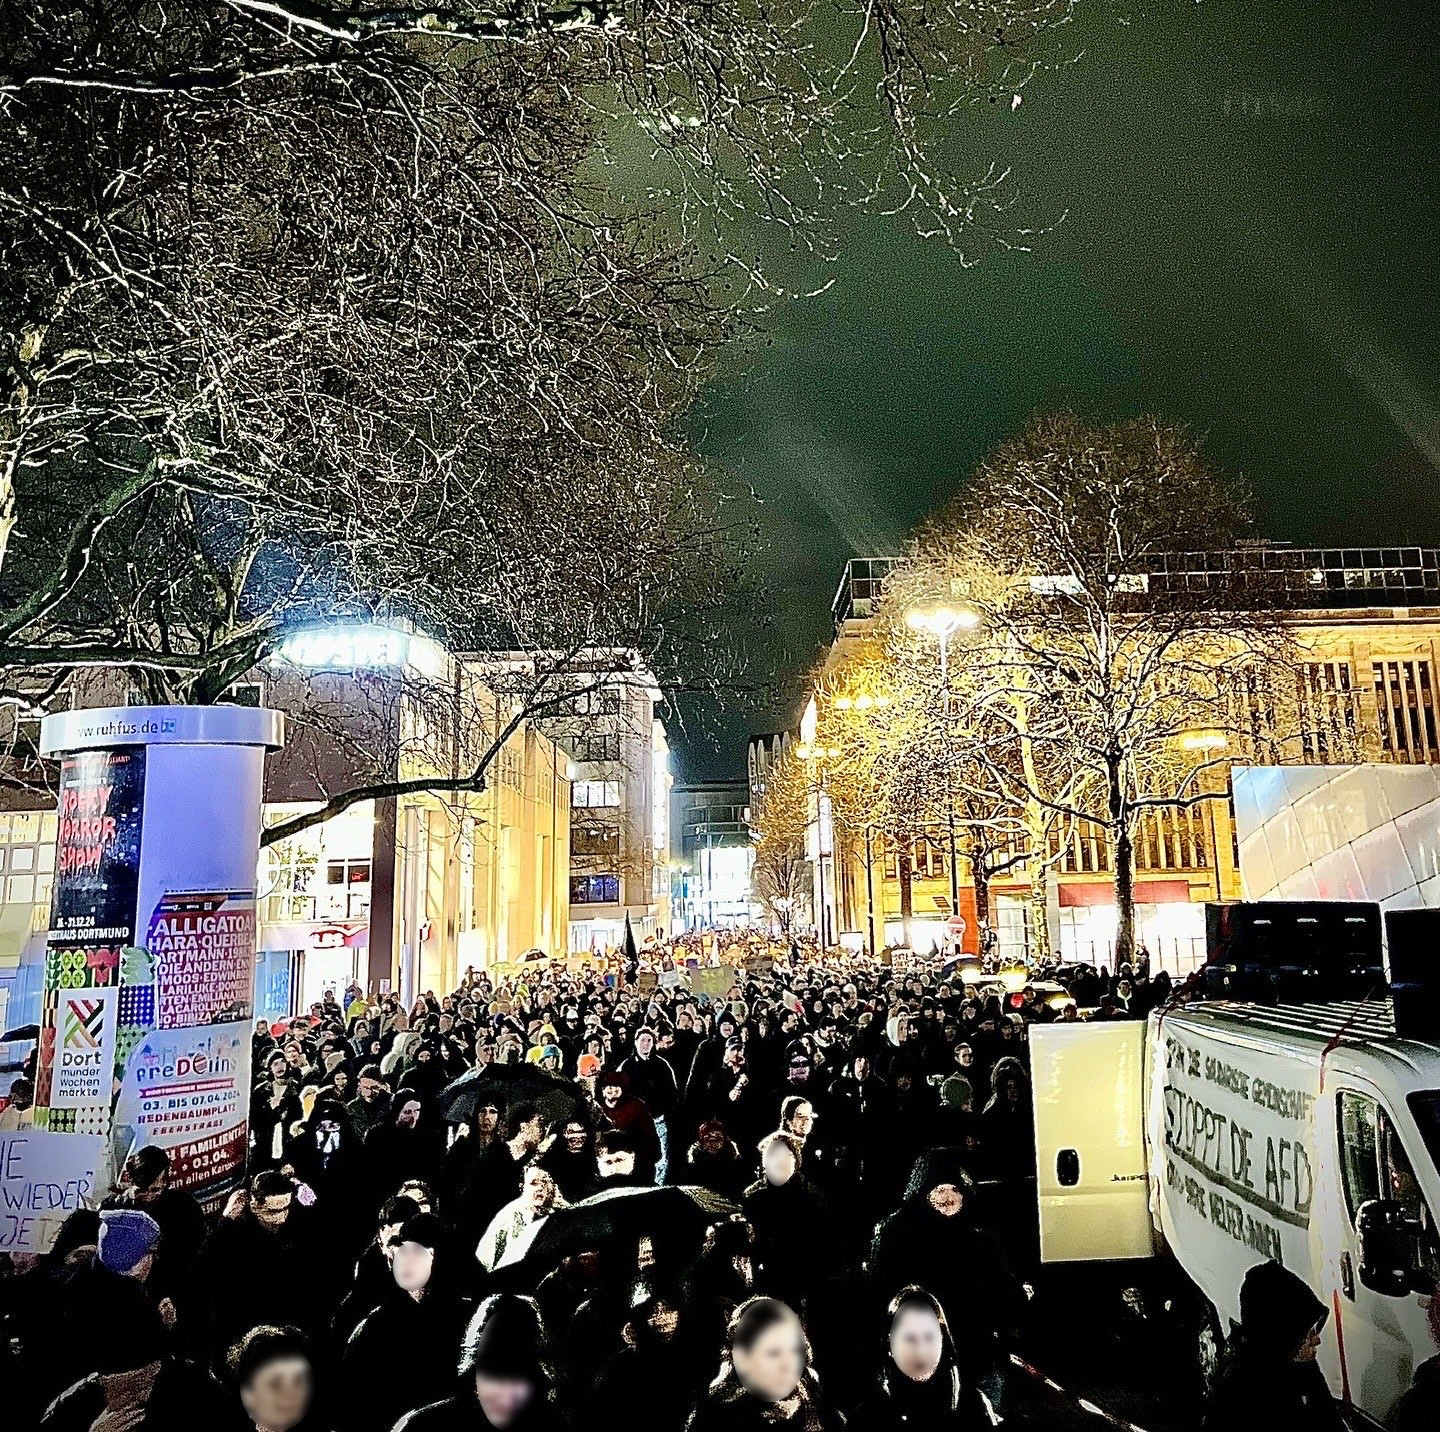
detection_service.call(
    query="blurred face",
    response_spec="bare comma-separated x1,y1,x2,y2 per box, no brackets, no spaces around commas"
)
284,1047,304,1069
955,1046,973,1068
788,1103,815,1138
853,1057,869,1081
253,1193,293,1230
475,1374,535,1429
601,1082,622,1107
927,1184,963,1218
733,1316,806,1403
397,1099,422,1129
1295,1323,1323,1363
358,1076,384,1102
391,1239,435,1293
649,1300,680,1341
890,1304,945,1382
763,1142,797,1186
699,1128,725,1154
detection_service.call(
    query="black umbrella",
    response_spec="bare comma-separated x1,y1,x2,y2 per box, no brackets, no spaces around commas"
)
438,1064,584,1127
494,1183,740,1275
0,1024,39,1043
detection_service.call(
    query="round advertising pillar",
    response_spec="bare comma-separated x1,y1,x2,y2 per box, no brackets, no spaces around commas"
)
33,705,284,1210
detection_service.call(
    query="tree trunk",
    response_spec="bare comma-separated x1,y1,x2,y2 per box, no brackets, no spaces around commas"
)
1109,756,1137,967
1026,872,1051,963
969,842,991,943
898,843,914,949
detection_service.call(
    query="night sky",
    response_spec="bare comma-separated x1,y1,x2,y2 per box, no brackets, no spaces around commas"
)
670,1,1440,780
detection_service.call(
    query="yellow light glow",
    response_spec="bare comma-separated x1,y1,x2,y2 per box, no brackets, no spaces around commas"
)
834,696,854,710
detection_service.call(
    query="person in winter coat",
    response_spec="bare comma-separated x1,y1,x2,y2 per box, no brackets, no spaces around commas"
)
364,1094,445,1205
1201,1261,1344,1432
977,1058,1033,1181
192,1170,332,1360
41,1295,227,1432
101,1146,207,1314
680,1121,749,1199
251,1054,305,1169
742,1134,831,1312
333,1194,424,1341
228,1325,326,1432
1394,1293,1440,1432
596,1284,713,1432
869,1150,1022,1412
285,1098,366,1240
596,1069,661,1180
848,1287,994,1432
341,1215,473,1432
537,1118,598,1203
684,1296,845,1432
346,1064,393,1141
477,1166,566,1272
394,1293,565,1432
692,1039,767,1154
620,1027,680,1177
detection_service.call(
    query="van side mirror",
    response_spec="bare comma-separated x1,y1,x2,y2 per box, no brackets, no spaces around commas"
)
1356,1199,1416,1297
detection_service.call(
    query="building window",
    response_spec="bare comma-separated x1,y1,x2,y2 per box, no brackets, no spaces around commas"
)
570,874,620,904
0,810,57,918
572,780,621,809
322,858,371,919
576,733,621,762
573,825,620,859
1374,659,1440,764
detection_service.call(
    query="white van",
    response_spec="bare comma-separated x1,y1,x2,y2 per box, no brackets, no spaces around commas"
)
1031,999,1440,1428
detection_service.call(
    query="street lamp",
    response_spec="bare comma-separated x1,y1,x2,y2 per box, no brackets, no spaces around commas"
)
904,602,979,684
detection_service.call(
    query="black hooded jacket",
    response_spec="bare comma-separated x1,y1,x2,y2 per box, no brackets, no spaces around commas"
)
868,1151,1022,1379
1201,1262,1344,1432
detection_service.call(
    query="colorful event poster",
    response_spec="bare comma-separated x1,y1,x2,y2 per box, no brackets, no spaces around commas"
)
49,748,146,954
50,987,120,1108
148,890,256,1029
121,1022,248,1203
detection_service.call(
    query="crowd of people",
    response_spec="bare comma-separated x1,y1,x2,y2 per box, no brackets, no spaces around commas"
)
0,943,1345,1432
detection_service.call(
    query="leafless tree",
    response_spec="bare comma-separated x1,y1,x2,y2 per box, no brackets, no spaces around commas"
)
888,412,1298,964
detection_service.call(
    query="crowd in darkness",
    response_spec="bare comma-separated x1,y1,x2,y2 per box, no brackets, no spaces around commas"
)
2,947,1186,1432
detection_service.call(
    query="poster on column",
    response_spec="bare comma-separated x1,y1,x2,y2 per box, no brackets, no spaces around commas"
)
148,890,256,1029
36,748,146,1126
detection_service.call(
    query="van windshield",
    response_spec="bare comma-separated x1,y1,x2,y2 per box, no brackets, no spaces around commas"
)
1406,1093,1440,1177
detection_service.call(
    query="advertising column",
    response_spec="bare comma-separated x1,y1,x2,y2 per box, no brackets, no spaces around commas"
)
33,705,283,1213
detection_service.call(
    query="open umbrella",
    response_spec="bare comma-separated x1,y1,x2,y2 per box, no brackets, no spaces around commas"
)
438,1064,584,1128
494,1183,740,1276
0,1024,39,1043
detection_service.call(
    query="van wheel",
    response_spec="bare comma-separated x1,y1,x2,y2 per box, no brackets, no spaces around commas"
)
1195,1303,1225,1395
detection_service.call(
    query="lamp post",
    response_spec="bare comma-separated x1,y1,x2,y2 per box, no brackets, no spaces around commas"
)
905,600,979,930
796,739,838,950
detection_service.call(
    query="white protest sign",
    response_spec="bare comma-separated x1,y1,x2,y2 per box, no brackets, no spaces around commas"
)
0,1129,105,1253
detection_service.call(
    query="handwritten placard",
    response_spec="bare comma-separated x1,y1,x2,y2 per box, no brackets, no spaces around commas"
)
0,1129,105,1253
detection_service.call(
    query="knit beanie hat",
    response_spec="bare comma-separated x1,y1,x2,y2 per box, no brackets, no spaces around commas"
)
940,1075,974,1109
98,1209,162,1275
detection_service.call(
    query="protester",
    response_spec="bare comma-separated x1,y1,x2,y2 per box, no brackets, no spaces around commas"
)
229,1326,324,1432
394,1295,563,1432
343,1215,474,1432
15,934,1199,1432
849,1287,993,1432
1201,1261,1345,1432
684,1296,844,1432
